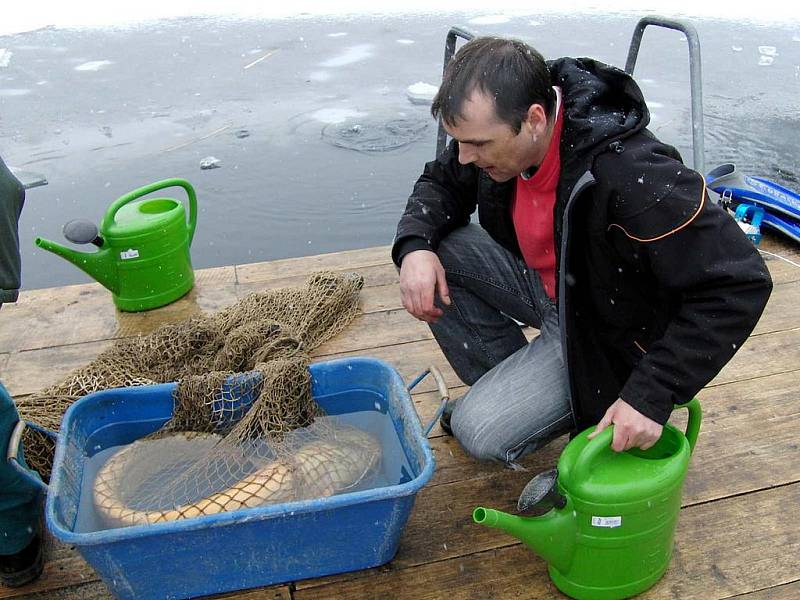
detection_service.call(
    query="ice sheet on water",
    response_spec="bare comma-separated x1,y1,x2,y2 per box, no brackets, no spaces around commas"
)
468,15,511,25
406,82,438,105
320,44,373,68
75,60,113,72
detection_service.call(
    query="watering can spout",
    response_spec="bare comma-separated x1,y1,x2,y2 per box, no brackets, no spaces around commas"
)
473,506,576,574
35,237,119,294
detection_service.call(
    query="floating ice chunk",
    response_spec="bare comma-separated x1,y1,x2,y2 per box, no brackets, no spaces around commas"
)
406,82,439,105
0,49,12,68
732,45,743,52
200,156,221,170
320,44,373,68
758,46,777,56
328,32,348,37
75,60,112,71
311,107,366,124
529,20,542,26
396,39,415,45
469,15,511,25
793,34,800,42
758,55,774,66
0,88,30,96
648,101,664,109
308,70,332,82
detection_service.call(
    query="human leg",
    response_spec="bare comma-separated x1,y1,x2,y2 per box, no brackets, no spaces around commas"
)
0,383,43,588
449,306,572,464
430,224,549,386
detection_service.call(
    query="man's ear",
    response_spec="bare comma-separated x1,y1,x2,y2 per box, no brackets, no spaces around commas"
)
525,103,548,135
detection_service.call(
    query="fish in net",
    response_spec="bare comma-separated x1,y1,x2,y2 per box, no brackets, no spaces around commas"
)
17,271,382,525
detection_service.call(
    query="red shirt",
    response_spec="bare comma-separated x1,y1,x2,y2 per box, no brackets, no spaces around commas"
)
510,96,564,299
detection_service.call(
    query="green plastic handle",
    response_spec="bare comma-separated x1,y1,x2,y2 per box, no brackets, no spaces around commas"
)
574,397,703,482
102,178,198,245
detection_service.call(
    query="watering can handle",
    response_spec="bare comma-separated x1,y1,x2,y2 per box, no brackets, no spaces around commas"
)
102,179,198,245
574,397,702,482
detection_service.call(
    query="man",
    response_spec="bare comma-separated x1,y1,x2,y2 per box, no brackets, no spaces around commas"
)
0,155,44,588
392,37,772,465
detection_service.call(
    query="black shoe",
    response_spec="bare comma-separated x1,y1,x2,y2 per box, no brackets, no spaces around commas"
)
0,533,44,588
439,398,457,436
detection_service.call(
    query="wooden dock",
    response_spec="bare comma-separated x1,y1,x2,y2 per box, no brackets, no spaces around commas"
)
1,236,798,600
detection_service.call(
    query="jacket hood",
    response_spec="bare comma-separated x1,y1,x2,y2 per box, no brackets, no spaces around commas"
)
549,57,650,158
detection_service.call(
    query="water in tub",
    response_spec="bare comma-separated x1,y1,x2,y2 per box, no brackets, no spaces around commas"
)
73,405,414,533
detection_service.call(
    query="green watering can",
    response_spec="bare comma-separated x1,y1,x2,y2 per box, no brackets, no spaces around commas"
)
36,179,197,312
474,398,702,600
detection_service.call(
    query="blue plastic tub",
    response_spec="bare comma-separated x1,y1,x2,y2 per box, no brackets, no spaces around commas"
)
46,358,436,599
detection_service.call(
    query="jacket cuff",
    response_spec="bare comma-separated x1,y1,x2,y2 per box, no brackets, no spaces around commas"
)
392,237,433,267
618,376,673,425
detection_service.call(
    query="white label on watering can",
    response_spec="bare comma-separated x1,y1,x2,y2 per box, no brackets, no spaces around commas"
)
120,248,140,260
592,516,622,528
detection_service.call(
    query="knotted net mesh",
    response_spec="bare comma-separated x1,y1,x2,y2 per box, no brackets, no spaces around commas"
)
16,271,382,527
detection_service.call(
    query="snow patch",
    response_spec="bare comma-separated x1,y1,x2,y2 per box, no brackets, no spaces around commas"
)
468,15,511,25
0,49,12,68
0,88,31,96
75,60,113,71
320,44,373,67
308,70,332,81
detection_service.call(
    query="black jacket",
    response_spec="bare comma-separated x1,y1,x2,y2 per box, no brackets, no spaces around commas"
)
392,57,772,430
0,156,25,306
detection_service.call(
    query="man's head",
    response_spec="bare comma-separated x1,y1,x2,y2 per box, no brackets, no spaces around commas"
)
431,37,556,182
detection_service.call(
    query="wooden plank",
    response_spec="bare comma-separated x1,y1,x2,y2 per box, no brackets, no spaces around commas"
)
711,327,799,387
207,586,293,599
1,242,793,357
730,581,800,599
235,262,399,298
10,581,112,600
0,556,97,599
235,245,392,284
0,267,238,353
0,267,398,355
1,340,113,397
7,315,796,403
314,309,431,355
294,483,800,599
753,280,800,336
16,370,793,599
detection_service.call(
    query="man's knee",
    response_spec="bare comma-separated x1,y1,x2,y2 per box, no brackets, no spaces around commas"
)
451,412,513,464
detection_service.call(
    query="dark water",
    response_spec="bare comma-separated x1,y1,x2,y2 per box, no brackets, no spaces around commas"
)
1,13,798,289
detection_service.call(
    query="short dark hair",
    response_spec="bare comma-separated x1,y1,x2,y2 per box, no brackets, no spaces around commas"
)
431,37,555,134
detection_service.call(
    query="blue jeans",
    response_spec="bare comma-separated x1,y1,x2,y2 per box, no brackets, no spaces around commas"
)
0,383,42,555
430,225,573,464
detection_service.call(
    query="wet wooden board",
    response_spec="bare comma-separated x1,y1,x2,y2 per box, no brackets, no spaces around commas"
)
1,239,798,600
291,484,800,600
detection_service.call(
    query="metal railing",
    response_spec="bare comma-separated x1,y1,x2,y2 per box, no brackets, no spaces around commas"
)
625,16,705,174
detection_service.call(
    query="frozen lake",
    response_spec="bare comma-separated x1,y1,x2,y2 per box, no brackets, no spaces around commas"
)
1,9,799,289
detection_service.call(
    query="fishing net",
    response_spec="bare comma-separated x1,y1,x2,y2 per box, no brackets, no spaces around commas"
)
17,271,382,527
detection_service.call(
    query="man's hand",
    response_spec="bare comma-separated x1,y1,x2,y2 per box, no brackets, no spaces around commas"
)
587,399,663,452
399,250,451,323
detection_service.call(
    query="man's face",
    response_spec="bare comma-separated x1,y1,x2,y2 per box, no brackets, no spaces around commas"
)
444,90,548,182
